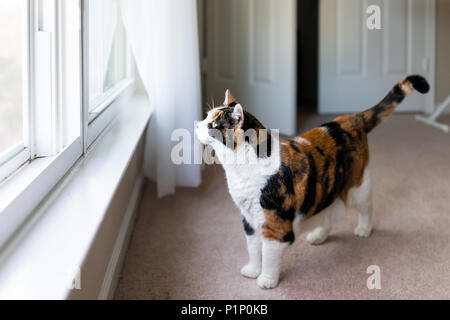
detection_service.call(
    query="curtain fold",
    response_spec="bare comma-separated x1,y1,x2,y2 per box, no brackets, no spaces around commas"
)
120,0,202,197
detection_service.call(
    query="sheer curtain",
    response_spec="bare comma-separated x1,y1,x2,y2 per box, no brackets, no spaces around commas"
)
120,0,202,197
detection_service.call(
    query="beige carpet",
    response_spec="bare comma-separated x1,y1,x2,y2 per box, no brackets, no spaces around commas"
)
115,113,450,300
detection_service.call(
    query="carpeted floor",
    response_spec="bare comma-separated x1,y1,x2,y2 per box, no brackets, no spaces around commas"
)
115,113,450,300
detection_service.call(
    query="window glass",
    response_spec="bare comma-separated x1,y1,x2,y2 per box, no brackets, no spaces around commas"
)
0,0,25,153
88,0,127,111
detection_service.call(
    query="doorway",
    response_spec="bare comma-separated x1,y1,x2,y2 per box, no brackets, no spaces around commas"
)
297,0,319,131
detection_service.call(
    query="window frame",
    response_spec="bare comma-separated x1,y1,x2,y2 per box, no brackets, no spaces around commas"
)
0,143,30,182
0,0,85,249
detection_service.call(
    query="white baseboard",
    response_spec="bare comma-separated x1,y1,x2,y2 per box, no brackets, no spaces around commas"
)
98,175,145,300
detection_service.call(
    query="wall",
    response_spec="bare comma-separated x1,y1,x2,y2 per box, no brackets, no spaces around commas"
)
436,0,450,105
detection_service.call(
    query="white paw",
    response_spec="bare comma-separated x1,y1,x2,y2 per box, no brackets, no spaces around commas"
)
257,274,279,289
240,264,261,279
306,228,329,245
354,225,372,237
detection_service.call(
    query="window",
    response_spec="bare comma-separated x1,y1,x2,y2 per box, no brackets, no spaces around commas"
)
0,0,29,182
86,0,132,123
0,0,135,248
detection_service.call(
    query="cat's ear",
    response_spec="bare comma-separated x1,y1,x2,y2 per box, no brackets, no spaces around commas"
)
232,104,244,128
224,89,236,106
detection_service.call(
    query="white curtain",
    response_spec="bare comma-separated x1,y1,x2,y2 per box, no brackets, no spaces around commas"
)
120,0,202,197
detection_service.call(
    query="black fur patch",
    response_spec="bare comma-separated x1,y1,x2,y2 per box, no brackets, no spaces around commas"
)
321,122,347,147
390,84,405,104
280,163,295,195
242,217,255,236
282,231,295,244
407,75,430,94
315,146,325,156
289,140,302,153
278,208,296,221
260,164,296,222
260,174,284,211
299,151,317,215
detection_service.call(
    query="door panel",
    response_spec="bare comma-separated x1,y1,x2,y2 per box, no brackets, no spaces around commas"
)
337,0,363,76
207,0,297,136
320,0,435,114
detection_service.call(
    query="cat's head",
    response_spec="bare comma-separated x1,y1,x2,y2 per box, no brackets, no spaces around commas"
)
195,90,272,158
195,90,246,145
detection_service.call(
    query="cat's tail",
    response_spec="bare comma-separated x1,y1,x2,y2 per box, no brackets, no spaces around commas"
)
358,75,429,133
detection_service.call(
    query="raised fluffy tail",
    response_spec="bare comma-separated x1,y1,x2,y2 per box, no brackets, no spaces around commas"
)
359,75,429,133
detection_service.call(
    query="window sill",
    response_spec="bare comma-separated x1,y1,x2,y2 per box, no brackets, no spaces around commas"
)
0,95,153,299
88,78,135,123
0,138,83,249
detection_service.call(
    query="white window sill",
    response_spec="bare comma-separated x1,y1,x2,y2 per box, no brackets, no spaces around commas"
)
0,96,153,299
88,78,135,123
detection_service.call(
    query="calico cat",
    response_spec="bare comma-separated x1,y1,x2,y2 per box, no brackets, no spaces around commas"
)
195,75,429,289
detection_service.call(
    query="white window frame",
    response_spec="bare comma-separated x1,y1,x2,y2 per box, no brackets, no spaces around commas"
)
81,0,134,151
0,0,84,249
0,0,136,250
0,144,30,184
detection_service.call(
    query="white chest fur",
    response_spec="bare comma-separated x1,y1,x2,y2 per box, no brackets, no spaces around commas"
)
224,167,268,227
208,138,281,229
218,144,281,229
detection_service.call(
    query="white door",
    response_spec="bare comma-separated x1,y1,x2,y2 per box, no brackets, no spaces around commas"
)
319,0,435,114
206,0,297,136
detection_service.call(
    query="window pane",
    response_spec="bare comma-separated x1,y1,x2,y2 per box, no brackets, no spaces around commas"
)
0,0,24,153
103,13,127,92
88,0,127,111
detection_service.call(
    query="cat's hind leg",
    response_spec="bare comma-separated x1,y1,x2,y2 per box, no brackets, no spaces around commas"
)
240,217,262,279
349,167,373,237
305,198,345,245
306,206,333,245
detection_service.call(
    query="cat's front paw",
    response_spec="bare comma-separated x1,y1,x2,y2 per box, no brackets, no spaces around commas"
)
354,225,372,237
257,274,279,289
240,264,261,279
